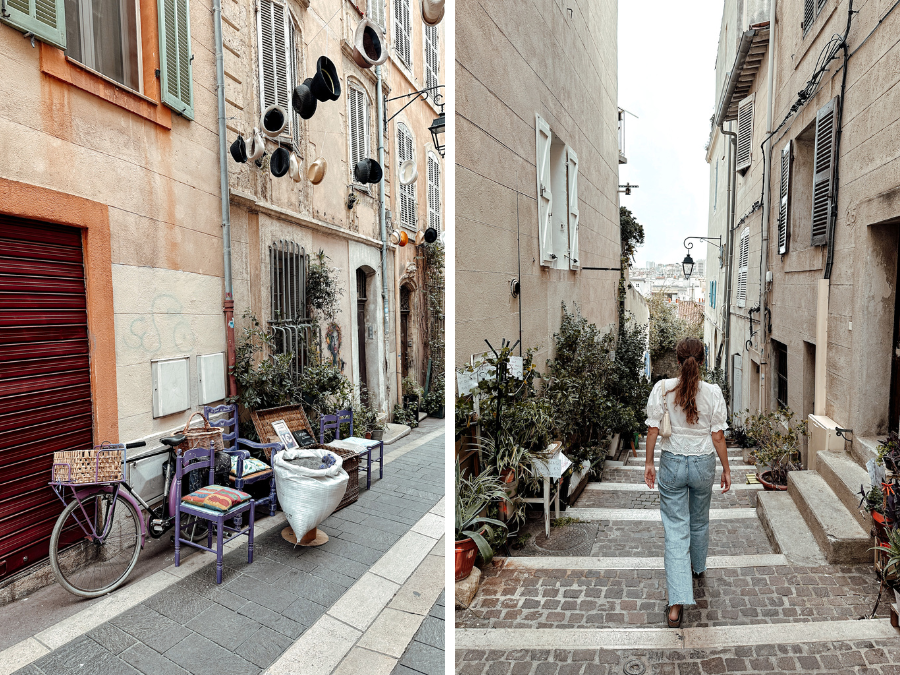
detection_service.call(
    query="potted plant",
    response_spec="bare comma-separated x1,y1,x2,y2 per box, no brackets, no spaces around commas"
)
874,526,900,602
455,462,508,581
877,432,900,475
370,420,386,441
745,408,807,491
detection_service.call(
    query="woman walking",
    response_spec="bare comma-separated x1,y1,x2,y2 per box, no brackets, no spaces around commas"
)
644,337,731,627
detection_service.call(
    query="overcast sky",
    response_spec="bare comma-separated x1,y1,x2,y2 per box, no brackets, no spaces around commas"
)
618,1,723,269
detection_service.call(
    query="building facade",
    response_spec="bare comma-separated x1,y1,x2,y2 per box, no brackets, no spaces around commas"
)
0,0,442,583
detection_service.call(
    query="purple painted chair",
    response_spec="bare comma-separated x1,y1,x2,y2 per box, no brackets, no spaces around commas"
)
174,445,255,584
319,409,384,490
205,404,282,516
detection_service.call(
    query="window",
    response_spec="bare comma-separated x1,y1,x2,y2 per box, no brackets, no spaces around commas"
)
269,240,312,377
713,159,719,213
424,24,439,94
535,113,579,269
804,0,829,34
773,340,788,410
811,97,838,246
393,0,411,68
258,0,297,141
64,0,141,91
368,0,385,28
397,123,416,231
778,140,792,254
736,227,749,308
735,94,753,171
348,83,371,185
427,152,441,232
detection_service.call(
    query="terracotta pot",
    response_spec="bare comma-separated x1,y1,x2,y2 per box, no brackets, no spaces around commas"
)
365,431,372,439
455,537,479,581
757,470,787,491
874,511,887,525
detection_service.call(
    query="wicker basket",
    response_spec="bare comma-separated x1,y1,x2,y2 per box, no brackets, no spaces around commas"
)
52,448,124,484
176,412,225,455
250,404,360,511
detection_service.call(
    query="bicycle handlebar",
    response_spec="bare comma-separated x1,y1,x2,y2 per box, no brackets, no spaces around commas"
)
125,441,147,449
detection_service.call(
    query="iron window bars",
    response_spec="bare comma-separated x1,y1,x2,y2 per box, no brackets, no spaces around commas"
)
269,240,316,377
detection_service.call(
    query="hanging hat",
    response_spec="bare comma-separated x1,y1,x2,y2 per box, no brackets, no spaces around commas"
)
399,159,418,185
247,128,266,161
352,18,388,69
389,229,401,245
270,147,290,177
308,156,328,184
292,79,317,120
230,135,247,163
398,231,409,246
310,56,341,102
421,0,444,26
354,158,383,184
415,230,425,246
261,105,288,138
424,227,438,243
288,152,302,182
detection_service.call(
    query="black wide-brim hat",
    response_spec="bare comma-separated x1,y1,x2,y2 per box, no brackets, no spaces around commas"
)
354,158,383,184
230,135,247,163
271,147,290,177
310,56,341,102
424,227,438,243
292,79,317,119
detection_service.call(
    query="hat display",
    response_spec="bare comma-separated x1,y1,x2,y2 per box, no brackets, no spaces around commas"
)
288,152,302,182
247,128,266,161
352,18,388,69
424,227,438,243
310,56,341,102
261,105,288,138
270,147,290,177
421,0,444,26
398,231,409,247
415,230,425,246
292,79,317,119
399,159,418,185
230,135,247,163
308,157,328,184
354,158,383,184
389,229,400,245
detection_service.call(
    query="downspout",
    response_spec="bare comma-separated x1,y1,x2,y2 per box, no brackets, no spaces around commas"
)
376,65,391,405
758,0,777,413
721,122,737,400
213,0,236,396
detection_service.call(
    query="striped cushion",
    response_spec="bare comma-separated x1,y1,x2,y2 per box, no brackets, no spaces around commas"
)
182,485,251,512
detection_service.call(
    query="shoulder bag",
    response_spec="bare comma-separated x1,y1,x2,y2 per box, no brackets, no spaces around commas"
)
659,381,674,439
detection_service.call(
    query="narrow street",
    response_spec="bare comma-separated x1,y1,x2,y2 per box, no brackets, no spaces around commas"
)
1,421,445,675
456,441,896,674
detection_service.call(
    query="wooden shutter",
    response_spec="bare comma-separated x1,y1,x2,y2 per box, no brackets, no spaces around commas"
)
735,94,753,171
566,146,580,270
536,114,553,266
1,0,66,49
393,0,411,67
732,354,743,413
258,0,292,136
427,153,441,232
368,0,385,27
737,227,749,308
778,140,792,254
811,97,838,246
398,124,416,230
158,0,194,119
424,25,439,93
349,85,369,183
803,0,815,31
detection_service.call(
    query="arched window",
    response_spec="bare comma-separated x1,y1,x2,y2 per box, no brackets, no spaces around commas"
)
393,0,411,68
427,152,441,233
348,82,371,184
397,123,416,230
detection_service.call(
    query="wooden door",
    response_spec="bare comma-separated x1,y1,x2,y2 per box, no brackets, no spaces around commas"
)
356,269,368,404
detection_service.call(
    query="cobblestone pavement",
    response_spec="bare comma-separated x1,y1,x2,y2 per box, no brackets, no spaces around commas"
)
456,565,887,630
574,489,759,510
456,640,900,674
600,466,757,484
6,423,445,675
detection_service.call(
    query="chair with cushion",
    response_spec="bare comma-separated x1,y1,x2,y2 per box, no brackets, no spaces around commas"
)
205,404,282,516
175,445,255,584
319,409,384,490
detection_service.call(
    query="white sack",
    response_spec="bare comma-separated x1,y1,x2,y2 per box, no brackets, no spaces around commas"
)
274,447,348,539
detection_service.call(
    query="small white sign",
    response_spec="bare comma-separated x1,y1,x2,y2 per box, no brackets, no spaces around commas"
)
475,362,494,383
271,420,299,451
457,370,478,396
532,442,571,479
508,356,524,379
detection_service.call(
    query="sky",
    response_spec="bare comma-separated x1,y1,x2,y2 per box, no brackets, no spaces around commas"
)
618,1,724,269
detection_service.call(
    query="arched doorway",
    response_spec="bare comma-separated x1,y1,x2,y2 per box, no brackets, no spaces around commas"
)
400,285,412,378
356,268,369,403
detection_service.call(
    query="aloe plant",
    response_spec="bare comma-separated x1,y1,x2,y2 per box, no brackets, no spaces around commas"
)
455,462,508,563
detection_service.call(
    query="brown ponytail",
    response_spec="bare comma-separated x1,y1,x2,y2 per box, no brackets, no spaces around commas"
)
674,337,704,425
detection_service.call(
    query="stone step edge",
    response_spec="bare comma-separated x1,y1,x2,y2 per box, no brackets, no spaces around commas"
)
455,619,898,651
605,463,756,471
756,490,826,567
565,507,759,521
501,553,787,570
816,450,872,532
583,482,762,491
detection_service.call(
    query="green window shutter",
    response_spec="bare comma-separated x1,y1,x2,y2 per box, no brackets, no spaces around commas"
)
1,0,66,49
157,0,194,120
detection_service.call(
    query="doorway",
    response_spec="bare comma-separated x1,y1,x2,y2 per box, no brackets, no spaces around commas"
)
400,285,411,379
356,268,369,403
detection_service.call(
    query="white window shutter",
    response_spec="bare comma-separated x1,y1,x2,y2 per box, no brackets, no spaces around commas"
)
811,97,838,246
368,0,385,27
398,124,416,230
258,0,292,137
778,140,791,254
427,153,441,232
424,25,439,93
393,0,411,67
803,0,815,31
349,85,369,182
566,146,580,270
535,114,553,266
735,94,753,171
737,227,749,308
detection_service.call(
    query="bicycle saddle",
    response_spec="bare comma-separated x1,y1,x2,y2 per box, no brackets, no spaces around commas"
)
159,435,186,447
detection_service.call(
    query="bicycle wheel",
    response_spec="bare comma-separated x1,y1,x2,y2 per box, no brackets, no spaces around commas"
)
49,491,141,598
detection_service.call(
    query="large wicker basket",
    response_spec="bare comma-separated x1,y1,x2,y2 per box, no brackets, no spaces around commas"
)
176,412,224,455
52,448,124,484
250,405,360,511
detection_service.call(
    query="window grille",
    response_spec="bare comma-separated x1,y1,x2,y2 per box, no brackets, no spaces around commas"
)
427,152,441,233
398,123,416,231
269,240,314,377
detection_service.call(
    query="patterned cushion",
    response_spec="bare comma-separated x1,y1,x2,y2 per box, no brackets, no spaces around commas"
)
230,456,270,476
182,485,251,512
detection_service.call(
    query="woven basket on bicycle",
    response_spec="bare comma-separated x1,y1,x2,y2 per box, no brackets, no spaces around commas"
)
250,404,360,511
52,447,124,484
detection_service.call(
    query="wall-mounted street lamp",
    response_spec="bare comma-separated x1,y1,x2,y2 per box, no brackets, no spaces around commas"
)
386,86,446,159
618,183,639,195
682,236,722,280
429,104,445,158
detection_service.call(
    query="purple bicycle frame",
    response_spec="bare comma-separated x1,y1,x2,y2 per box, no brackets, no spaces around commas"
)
49,482,149,548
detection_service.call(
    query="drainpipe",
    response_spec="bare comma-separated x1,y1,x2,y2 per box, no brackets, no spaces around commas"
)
758,0,777,413
376,65,391,407
721,122,737,401
213,0,236,397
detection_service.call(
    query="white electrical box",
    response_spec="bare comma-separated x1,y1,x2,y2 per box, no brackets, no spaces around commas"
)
808,414,844,470
128,452,167,503
151,356,190,418
198,352,226,404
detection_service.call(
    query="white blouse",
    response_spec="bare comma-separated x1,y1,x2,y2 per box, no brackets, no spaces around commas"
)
644,378,729,456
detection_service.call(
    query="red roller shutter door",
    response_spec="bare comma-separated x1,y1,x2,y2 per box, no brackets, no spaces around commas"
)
0,216,93,579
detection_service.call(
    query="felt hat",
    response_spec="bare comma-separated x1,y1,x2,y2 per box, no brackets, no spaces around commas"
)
398,231,409,246
421,0,445,26
270,147,291,177
230,135,247,163
399,159,418,185
310,56,341,102
261,104,288,138
308,157,328,184
424,227,438,243
247,128,266,161
292,79,317,119
288,152,302,182
354,158,383,184
352,18,388,68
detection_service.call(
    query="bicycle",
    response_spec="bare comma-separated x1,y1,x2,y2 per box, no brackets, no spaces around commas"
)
48,434,235,598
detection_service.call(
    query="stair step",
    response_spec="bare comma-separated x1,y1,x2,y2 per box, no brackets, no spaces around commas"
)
756,490,826,566
816,451,872,532
503,553,787,570
583,482,762,491
565,507,759,521
787,471,872,564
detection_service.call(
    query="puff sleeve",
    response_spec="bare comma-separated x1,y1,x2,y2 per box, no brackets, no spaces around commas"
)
710,384,729,433
645,380,664,429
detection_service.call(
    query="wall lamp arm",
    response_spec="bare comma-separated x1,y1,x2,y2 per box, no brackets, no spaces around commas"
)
683,236,723,251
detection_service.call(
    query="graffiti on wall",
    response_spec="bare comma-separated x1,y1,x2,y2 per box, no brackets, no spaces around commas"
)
122,295,197,355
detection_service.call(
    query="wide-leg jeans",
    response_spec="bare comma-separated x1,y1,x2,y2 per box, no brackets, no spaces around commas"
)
657,450,716,606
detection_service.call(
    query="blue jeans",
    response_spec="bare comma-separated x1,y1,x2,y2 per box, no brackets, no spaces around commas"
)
657,450,716,606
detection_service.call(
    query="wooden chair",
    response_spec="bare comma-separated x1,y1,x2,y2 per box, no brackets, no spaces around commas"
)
319,409,384,490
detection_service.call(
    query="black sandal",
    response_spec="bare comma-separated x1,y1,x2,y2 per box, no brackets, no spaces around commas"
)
665,604,683,628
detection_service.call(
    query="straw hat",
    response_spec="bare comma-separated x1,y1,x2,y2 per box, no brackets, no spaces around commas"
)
288,153,302,182
415,230,425,246
399,159,418,185
308,157,328,184
422,0,444,26
352,18,388,68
